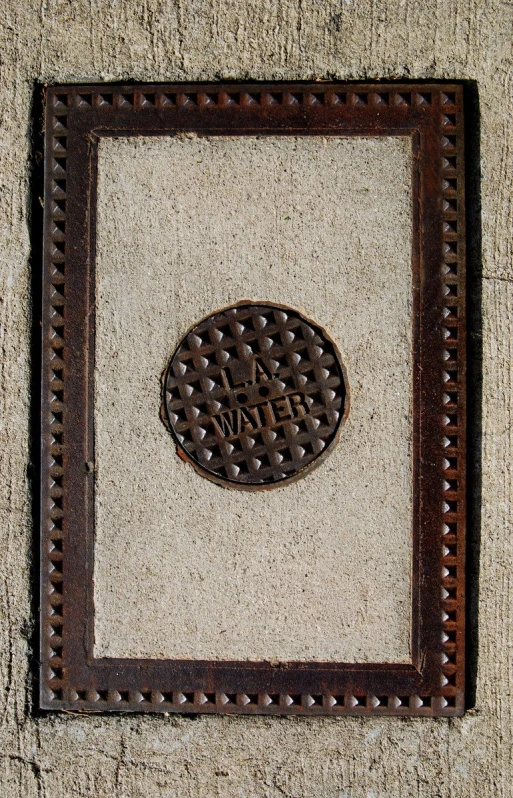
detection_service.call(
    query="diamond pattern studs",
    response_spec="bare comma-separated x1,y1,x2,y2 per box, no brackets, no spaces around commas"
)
440,87,463,713
163,303,348,489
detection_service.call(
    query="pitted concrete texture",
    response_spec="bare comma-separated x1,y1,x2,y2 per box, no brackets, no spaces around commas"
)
1,1,513,796
94,134,412,662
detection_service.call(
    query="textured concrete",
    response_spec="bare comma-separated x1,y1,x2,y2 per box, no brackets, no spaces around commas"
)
0,1,512,796
94,134,412,662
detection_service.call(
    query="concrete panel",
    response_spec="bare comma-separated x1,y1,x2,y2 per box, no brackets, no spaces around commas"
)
94,134,412,662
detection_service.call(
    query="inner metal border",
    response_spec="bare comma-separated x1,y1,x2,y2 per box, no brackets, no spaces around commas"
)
40,81,466,716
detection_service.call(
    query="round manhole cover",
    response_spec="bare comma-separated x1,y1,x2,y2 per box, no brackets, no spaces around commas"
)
163,302,349,489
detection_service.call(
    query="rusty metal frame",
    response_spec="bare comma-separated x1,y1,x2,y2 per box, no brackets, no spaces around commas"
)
40,82,466,716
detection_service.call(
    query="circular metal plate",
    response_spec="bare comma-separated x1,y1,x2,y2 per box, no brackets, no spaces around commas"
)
163,302,349,489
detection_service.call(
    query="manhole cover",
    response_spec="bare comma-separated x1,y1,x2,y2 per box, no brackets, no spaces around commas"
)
163,302,349,489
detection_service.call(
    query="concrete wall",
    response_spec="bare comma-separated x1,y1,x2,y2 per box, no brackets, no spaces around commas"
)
0,1,511,795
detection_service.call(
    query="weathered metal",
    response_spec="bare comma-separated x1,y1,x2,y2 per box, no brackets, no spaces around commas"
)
163,302,349,489
40,81,467,716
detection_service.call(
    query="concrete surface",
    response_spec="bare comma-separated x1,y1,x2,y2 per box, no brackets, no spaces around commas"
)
94,134,412,662
0,0,512,796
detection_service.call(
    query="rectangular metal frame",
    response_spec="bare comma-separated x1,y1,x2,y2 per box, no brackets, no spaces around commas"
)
40,82,466,716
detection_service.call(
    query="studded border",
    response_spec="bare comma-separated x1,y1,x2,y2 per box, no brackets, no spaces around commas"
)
42,689,454,715
45,85,437,113
41,89,68,703
439,89,466,713
40,83,466,716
